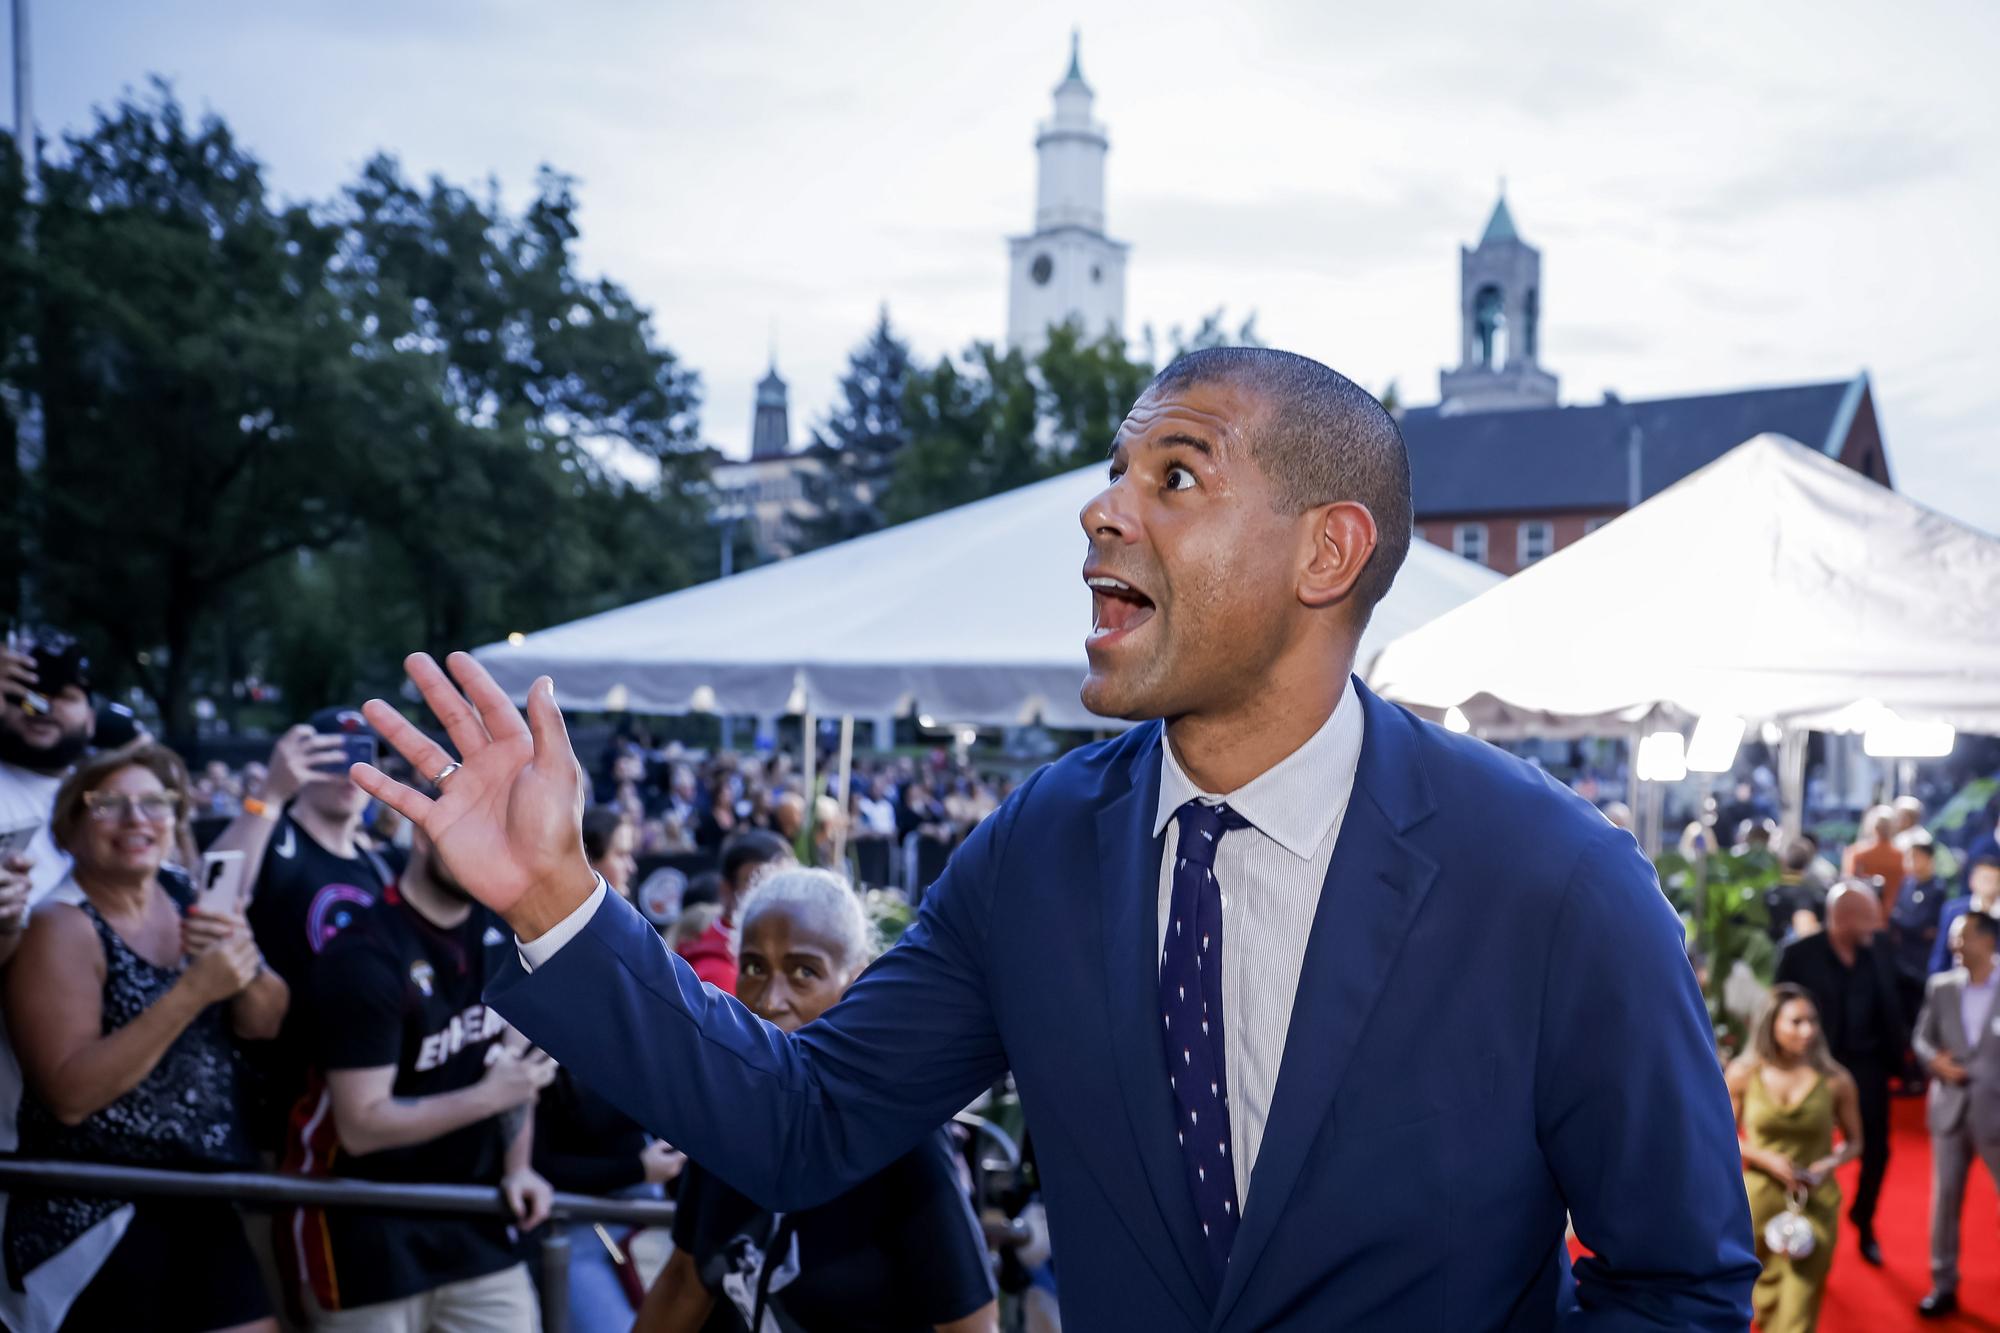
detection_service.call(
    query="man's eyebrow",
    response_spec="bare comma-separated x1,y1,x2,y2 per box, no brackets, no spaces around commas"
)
1106,430,1217,460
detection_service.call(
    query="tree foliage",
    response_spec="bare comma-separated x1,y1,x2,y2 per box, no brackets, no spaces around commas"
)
3,85,712,734
868,309,1261,527
791,305,911,552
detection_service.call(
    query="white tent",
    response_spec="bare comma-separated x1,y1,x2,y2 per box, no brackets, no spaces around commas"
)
1368,433,2000,736
477,463,1502,728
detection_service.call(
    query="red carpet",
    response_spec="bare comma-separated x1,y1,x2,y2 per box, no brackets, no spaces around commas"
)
1569,1096,1999,1328
1814,1095,2000,1332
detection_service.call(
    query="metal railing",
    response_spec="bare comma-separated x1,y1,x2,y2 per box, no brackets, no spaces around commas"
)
0,1157,675,1333
0,1121,1035,1332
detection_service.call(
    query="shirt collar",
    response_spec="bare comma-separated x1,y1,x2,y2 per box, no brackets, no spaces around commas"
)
1153,678,1366,861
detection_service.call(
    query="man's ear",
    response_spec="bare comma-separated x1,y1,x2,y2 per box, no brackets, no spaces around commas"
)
1298,501,1378,610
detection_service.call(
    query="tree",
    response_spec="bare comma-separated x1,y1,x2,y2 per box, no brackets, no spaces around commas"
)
881,343,1040,525
22,84,370,732
1034,319,1155,471
790,305,911,552
6,85,716,733
324,154,711,665
874,310,1254,530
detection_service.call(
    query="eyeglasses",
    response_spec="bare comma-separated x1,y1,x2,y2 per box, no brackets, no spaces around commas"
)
83,792,181,823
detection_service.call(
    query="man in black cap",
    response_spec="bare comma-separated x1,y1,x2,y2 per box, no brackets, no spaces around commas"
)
241,706,406,1149
0,631,99,1164
0,632,97,927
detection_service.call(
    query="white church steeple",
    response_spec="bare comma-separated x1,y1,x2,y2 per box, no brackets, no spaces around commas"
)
1007,32,1129,354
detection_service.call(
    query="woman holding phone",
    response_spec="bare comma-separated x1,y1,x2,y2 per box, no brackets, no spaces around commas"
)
2,741,287,1332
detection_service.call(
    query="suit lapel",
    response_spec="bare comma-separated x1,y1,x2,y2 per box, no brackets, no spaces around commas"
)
1097,724,1220,1324
1212,685,1440,1332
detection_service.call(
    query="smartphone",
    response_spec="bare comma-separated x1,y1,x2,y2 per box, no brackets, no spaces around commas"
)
0,821,38,861
317,734,378,775
196,849,248,916
2,628,49,717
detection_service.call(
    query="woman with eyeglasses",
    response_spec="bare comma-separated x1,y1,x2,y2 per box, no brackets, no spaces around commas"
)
3,741,287,1332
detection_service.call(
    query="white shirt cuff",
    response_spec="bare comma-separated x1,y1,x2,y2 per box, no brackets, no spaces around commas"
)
516,876,607,972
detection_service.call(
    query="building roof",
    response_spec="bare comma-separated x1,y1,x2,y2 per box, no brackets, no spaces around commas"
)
1401,375,1866,518
1480,196,1521,245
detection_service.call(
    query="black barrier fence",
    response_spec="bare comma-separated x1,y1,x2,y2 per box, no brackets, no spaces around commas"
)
0,1113,1032,1332
0,1157,673,1332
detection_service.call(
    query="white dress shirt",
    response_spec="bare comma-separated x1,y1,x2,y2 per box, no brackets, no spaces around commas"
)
1963,968,1998,1047
1154,683,1364,1206
522,686,1368,1209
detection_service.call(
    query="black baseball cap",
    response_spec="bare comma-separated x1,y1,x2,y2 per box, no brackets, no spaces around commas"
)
309,706,373,737
94,702,145,749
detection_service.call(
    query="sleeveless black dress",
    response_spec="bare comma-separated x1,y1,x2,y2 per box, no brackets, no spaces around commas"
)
3,869,270,1330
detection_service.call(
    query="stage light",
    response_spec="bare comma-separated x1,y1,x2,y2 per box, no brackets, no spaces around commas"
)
1443,706,1471,734
1635,730,1688,783
1686,714,1746,773
1863,715,1955,759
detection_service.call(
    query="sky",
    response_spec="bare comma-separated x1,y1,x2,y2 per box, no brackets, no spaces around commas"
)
20,0,2000,532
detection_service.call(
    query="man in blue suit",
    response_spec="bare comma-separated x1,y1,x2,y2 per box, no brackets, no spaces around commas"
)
356,349,1756,1330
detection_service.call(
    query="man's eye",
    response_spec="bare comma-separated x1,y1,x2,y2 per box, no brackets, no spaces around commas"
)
1165,465,1197,491
794,966,820,981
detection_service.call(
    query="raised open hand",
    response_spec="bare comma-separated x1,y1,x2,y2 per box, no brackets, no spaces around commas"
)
353,652,596,936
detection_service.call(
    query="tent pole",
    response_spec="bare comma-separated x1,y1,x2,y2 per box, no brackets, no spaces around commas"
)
833,716,855,875
1778,726,1808,844
802,704,817,807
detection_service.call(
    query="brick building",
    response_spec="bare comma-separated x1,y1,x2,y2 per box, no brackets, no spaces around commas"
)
1403,198,1890,575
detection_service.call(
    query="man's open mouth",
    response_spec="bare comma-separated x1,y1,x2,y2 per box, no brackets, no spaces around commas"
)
1086,573,1157,642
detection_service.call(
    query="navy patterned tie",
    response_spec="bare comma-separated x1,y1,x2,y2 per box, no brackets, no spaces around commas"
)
1162,798,1250,1274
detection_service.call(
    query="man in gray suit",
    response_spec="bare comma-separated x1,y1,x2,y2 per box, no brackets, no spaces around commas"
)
1911,908,2000,1318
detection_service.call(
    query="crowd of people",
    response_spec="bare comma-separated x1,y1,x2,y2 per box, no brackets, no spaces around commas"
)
0,631,1012,1333
2,624,1998,1332
1712,793,2000,1329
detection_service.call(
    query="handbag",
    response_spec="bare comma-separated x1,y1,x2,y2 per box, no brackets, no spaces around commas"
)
1762,1182,1816,1260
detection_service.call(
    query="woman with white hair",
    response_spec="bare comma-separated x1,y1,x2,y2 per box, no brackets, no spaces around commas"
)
638,868,997,1333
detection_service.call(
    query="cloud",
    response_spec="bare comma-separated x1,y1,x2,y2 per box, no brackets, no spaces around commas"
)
1122,178,1467,276
1671,121,1961,224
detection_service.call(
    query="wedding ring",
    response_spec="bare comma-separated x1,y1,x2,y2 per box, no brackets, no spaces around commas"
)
429,762,462,788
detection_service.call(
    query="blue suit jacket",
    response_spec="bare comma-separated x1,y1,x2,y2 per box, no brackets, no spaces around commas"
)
490,683,1756,1331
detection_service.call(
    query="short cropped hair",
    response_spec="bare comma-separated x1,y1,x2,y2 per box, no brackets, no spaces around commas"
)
1147,347,1413,614
720,829,794,892
1961,910,1998,946
739,867,877,970
581,807,624,862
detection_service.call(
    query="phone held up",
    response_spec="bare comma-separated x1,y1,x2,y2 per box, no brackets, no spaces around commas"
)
3,627,51,718
196,849,248,917
0,821,39,863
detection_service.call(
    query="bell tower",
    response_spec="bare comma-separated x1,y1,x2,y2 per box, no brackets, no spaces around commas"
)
1439,191,1559,413
1006,32,1129,355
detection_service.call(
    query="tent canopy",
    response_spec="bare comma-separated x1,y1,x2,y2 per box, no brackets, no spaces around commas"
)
478,463,1501,728
1368,434,2000,735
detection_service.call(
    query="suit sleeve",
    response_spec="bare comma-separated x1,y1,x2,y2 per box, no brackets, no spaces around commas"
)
485,772,1034,1213
1910,975,1945,1066
1773,940,1803,988
1929,903,1961,977
1539,827,1760,1331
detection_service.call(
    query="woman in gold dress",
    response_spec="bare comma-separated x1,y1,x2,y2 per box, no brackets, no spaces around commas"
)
1725,983,1864,1332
